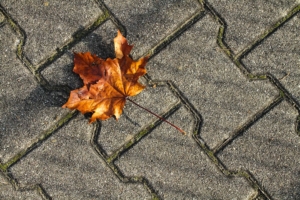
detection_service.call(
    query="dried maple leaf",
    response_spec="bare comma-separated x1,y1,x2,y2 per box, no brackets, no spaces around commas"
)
63,30,149,122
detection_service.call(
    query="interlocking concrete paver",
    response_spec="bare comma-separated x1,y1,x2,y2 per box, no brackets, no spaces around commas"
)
103,0,201,58
207,0,299,53
0,0,300,199
1,0,102,65
243,13,300,102
218,101,300,199
10,115,149,199
147,15,278,149
0,24,69,163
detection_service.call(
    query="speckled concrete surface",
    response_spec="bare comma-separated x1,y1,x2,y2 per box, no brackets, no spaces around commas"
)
0,1,299,199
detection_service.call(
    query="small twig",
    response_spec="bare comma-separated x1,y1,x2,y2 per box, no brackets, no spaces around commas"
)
127,98,186,135
279,71,290,80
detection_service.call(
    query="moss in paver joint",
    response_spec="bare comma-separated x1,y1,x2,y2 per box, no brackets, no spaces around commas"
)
216,26,232,57
1,150,28,171
279,90,285,98
246,73,267,80
5,15,23,38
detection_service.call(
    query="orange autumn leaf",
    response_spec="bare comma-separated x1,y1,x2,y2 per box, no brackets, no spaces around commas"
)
62,30,149,122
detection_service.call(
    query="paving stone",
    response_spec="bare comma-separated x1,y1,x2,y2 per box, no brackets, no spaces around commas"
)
0,174,41,199
103,0,201,59
41,21,117,90
218,101,300,199
0,24,69,163
243,13,300,102
10,115,149,199
207,0,299,53
147,15,278,149
1,0,102,65
116,107,254,199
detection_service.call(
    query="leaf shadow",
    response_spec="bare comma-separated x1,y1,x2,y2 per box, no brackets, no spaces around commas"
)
82,32,115,60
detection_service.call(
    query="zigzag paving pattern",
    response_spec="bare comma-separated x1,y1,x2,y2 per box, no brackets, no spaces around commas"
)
0,0,299,199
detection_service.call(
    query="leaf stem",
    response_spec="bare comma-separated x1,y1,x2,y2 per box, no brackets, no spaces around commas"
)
127,98,186,135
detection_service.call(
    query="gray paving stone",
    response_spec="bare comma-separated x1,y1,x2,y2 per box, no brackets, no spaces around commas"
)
0,174,40,199
0,24,69,163
10,115,149,199
243,13,300,102
103,0,201,59
207,0,299,53
147,15,278,149
116,107,254,199
1,0,102,65
218,101,300,199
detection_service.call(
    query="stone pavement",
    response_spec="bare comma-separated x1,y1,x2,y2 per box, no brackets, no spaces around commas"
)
0,0,299,199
